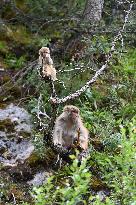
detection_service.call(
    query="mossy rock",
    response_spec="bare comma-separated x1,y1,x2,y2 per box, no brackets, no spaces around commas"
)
0,118,15,132
17,131,31,138
0,103,8,109
26,152,42,167
26,148,56,167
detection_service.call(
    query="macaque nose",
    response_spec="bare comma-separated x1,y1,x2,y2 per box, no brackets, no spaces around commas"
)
43,53,47,57
72,112,78,118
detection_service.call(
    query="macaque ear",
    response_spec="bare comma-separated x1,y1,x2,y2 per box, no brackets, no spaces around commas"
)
47,48,50,53
74,108,79,114
39,48,43,55
63,106,69,112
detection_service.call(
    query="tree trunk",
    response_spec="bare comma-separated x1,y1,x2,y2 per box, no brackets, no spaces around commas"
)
83,0,104,23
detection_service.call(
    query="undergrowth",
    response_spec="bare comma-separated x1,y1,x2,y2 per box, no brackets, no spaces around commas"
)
24,119,135,205
22,50,136,205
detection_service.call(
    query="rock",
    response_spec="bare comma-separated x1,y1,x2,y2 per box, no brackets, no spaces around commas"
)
0,140,7,154
3,151,12,160
0,118,15,132
27,171,52,187
9,165,33,181
0,131,6,138
26,152,41,167
0,104,32,136
16,136,23,143
0,104,34,168
15,140,34,163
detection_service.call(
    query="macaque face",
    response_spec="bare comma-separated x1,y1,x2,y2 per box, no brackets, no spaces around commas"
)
64,105,79,121
39,47,50,58
70,110,79,120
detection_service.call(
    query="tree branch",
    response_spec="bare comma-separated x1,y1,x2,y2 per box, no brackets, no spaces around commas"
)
50,2,133,105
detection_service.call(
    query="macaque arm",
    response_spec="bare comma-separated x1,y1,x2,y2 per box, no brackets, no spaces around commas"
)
48,57,53,65
39,55,43,65
53,128,62,145
78,121,89,150
53,117,65,146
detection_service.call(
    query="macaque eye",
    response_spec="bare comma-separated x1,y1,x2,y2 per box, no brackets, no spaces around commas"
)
72,111,78,115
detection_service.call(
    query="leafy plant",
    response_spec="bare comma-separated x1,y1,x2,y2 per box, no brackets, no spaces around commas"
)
90,118,136,204
32,154,91,205
4,53,26,69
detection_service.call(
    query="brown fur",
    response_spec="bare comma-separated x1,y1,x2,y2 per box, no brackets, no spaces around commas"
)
53,105,89,150
39,47,57,81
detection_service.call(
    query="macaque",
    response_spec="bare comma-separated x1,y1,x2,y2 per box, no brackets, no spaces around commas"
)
53,105,89,150
39,47,57,81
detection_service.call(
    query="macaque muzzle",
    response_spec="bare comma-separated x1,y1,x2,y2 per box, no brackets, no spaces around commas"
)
71,111,78,119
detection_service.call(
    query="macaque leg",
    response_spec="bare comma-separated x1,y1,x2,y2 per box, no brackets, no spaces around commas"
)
80,139,88,150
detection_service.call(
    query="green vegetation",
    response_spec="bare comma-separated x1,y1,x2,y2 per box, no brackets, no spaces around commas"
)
19,49,136,205
31,120,136,205
0,0,136,204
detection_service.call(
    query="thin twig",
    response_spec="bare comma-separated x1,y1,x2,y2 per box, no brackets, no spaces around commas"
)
0,60,37,95
12,193,16,205
50,2,133,105
36,94,50,130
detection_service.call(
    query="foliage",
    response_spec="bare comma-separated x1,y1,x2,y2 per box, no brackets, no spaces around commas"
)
23,49,136,204
32,154,91,205
0,1,136,205
4,53,26,69
27,119,136,205
91,118,136,205
26,0,85,19
0,41,8,53
32,132,46,159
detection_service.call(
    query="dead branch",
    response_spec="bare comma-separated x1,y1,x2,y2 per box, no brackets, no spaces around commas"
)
37,1,133,156
50,2,133,105
0,60,37,95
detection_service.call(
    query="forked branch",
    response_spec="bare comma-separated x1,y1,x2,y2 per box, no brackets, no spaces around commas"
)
50,2,133,105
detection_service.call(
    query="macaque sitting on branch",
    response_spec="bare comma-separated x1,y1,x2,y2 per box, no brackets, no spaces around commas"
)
53,105,89,151
39,47,57,81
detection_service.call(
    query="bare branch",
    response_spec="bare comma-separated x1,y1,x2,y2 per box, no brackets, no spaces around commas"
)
36,17,79,35
36,94,51,131
0,60,37,95
51,2,133,105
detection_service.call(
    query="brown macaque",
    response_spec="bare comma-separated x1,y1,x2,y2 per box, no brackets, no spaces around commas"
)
53,105,89,150
39,47,57,81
